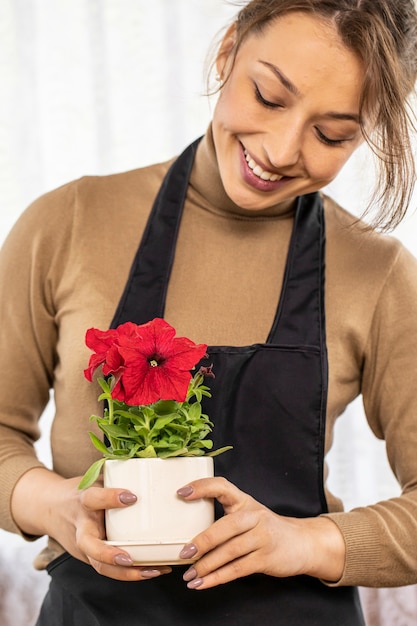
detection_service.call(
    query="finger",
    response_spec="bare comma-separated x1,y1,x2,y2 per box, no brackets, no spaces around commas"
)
89,558,173,582
177,477,252,513
180,508,258,562
183,525,260,579
76,528,173,582
76,512,107,547
75,511,135,564
186,552,259,590
80,486,138,511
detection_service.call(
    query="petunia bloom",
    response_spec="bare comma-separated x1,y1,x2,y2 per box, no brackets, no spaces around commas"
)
84,318,207,406
115,318,207,405
83,322,138,382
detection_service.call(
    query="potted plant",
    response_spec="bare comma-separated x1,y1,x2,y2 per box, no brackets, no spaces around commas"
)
78,317,231,565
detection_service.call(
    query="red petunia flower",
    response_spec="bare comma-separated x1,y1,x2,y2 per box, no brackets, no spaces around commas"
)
115,318,207,405
83,322,138,383
84,318,207,406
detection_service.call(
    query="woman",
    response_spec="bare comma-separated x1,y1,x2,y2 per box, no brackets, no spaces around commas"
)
1,1,417,624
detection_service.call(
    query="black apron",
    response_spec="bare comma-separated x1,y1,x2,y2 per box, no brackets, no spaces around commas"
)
37,139,365,625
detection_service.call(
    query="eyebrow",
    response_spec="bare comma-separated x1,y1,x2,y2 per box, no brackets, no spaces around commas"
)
259,60,301,96
259,60,360,124
322,111,360,123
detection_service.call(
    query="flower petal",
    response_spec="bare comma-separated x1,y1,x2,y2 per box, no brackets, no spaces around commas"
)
85,318,207,406
118,319,207,405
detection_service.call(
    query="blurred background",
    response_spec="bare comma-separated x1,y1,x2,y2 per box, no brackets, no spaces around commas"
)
1,1,417,624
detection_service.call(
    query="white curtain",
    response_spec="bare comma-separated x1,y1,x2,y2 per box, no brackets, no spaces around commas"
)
1,2,417,624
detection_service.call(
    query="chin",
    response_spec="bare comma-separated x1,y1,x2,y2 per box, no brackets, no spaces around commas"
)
226,186,289,211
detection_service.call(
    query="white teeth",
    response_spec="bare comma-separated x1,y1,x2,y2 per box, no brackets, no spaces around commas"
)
244,149,282,182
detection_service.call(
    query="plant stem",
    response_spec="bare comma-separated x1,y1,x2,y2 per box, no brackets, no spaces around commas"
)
106,385,119,451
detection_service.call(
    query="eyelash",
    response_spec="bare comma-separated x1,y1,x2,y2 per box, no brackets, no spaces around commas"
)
254,84,282,109
315,128,345,147
254,84,347,147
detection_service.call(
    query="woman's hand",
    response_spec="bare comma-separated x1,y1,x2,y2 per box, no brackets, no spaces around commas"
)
11,467,172,581
177,477,345,590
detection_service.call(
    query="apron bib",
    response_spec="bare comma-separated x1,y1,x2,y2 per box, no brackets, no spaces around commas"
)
37,139,365,625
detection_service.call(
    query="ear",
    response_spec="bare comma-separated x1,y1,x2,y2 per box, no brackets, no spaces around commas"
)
216,23,238,79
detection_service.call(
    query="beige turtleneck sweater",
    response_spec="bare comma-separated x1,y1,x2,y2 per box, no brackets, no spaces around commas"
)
1,128,417,588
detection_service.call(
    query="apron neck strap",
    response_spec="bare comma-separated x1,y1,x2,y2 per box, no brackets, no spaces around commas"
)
110,138,200,329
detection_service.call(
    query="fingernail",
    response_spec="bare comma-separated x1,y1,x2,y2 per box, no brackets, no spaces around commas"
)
177,485,194,497
179,543,198,559
187,577,204,589
119,491,137,505
114,553,133,566
141,569,162,579
183,567,197,582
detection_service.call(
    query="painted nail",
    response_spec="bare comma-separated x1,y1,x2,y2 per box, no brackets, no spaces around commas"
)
179,543,198,559
119,492,137,505
114,553,133,566
183,567,197,582
177,485,194,497
187,577,204,590
141,569,162,579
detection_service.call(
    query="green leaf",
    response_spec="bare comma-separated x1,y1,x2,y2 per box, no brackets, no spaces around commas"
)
190,440,213,450
182,449,205,457
100,423,132,438
132,425,149,437
97,377,112,394
88,432,110,454
103,445,141,460
137,445,158,458
142,406,156,419
88,414,102,423
165,423,189,436
158,447,189,458
152,439,179,449
207,446,233,457
111,448,134,457
154,400,178,415
152,414,179,431
188,402,202,421
113,410,143,420
78,458,105,490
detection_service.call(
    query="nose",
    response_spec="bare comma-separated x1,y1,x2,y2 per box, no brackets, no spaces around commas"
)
265,117,304,171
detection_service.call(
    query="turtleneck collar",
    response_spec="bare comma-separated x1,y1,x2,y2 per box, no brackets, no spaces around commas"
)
188,124,296,220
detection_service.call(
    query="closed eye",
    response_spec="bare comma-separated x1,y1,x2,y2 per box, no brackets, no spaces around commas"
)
254,82,353,146
254,84,283,109
315,127,347,147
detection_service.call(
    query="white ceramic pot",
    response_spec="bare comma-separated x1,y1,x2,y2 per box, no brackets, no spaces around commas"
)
104,456,214,565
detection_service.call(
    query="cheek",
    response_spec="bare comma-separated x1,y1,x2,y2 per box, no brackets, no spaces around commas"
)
305,147,355,183
214,92,242,131
213,78,258,132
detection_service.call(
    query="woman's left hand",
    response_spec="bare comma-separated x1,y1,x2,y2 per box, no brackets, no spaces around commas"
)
177,477,345,590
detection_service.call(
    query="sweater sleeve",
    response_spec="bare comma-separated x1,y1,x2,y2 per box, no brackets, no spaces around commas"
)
324,244,417,587
0,183,76,534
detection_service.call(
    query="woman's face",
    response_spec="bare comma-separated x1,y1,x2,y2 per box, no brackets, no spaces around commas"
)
212,12,365,210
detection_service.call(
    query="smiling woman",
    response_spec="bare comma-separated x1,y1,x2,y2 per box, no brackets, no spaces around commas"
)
219,0,417,230
212,12,365,209
1,1,417,625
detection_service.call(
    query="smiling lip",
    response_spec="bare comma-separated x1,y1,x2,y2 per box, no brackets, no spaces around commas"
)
239,144,292,192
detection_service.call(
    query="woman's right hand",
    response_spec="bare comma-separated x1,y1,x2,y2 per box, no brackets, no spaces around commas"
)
11,467,172,581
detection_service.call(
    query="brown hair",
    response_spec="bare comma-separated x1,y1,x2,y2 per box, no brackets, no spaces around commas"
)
212,0,417,231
